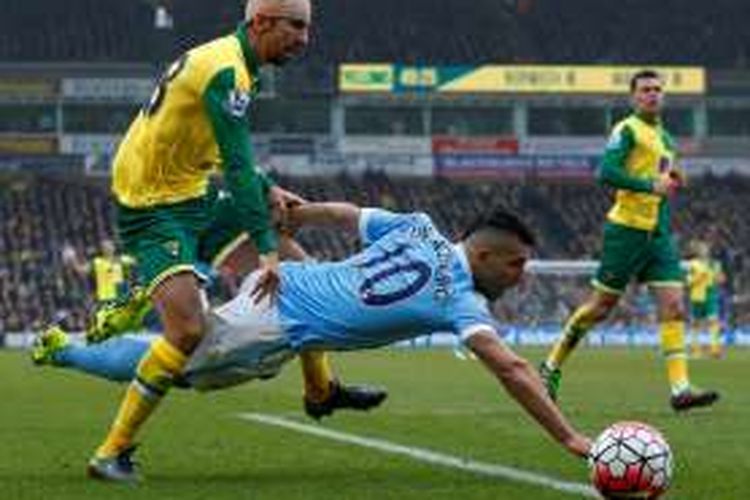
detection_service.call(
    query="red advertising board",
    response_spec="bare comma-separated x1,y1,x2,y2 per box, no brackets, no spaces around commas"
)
431,136,519,155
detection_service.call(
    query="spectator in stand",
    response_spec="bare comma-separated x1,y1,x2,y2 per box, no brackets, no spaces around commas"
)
2,0,749,68
0,173,746,332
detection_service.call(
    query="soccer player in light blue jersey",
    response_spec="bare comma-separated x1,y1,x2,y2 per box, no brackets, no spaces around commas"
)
34,202,592,479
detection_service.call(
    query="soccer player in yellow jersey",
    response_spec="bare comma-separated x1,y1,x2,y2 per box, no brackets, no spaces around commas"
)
687,241,712,357
87,0,346,482
539,70,719,412
66,239,134,304
687,240,726,358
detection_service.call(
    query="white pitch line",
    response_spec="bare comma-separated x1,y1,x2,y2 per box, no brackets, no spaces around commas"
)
271,408,506,418
238,412,598,498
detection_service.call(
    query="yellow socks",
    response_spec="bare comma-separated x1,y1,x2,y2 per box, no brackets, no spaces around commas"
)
546,303,598,370
690,326,703,358
660,321,690,395
96,337,187,458
299,351,334,403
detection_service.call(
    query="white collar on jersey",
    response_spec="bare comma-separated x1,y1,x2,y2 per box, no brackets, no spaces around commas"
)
453,243,472,278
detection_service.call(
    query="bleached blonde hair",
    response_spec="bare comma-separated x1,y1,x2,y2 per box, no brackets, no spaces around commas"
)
245,0,310,22
244,0,256,20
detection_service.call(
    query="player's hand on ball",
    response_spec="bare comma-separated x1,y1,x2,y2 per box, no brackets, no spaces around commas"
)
564,433,593,459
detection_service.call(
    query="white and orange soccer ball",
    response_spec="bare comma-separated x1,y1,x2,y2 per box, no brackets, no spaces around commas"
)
589,421,673,499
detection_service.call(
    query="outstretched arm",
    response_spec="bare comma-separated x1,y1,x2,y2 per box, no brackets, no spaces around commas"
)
286,202,361,234
466,331,591,458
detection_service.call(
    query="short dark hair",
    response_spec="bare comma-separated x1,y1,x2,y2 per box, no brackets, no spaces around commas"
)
462,206,536,246
630,69,661,93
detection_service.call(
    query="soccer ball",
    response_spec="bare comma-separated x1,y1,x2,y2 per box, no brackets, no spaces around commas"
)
589,421,673,499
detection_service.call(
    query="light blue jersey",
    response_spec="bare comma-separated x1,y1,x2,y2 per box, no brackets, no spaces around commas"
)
45,210,500,391
277,209,498,351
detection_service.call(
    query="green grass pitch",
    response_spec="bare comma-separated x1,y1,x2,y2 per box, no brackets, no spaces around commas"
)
0,346,747,499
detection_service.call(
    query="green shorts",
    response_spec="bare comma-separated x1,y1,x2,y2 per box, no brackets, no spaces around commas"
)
593,222,684,295
117,196,217,294
692,289,720,320
197,194,249,268
197,180,276,269
690,301,710,320
117,189,267,293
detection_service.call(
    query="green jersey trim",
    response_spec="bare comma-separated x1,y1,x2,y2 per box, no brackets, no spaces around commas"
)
235,22,261,94
203,67,277,255
598,124,654,193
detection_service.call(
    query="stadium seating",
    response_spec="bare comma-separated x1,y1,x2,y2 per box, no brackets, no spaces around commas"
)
0,175,111,332
0,0,153,61
518,0,750,68
1,172,746,332
2,0,748,67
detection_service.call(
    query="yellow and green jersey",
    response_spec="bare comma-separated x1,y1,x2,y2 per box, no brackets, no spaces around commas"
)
706,259,724,302
112,23,276,254
93,255,134,302
687,258,713,303
599,114,677,232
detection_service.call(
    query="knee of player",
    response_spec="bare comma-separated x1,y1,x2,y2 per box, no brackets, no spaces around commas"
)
162,306,207,339
656,297,685,321
661,302,685,321
592,304,614,321
590,296,618,321
182,311,208,336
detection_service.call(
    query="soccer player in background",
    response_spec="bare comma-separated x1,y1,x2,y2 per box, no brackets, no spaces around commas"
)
34,202,593,481
63,239,135,305
539,70,720,411
687,240,726,358
87,0,349,481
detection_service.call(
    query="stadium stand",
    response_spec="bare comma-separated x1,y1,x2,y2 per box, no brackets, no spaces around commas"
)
0,172,745,332
0,0,153,61
1,0,748,67
1,1,746,333
516,0,750,68
0,175,110,332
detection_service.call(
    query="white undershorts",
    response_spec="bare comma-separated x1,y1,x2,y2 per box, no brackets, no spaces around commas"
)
183,272,295,391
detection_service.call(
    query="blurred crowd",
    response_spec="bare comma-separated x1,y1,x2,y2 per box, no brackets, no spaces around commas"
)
0,175,111,333
0,172,746,333
1,0,749,68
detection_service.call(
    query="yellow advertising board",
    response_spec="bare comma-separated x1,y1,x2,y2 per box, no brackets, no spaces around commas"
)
0,135,57,154
339,64,705,95
440,65,705,94
0,78,57,97
339,64,394,92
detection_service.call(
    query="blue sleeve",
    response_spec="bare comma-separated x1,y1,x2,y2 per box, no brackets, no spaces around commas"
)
451,292,500,344
359,208,432,246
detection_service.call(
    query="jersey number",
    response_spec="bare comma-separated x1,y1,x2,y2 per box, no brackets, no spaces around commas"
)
358,244,431,307
143,54,188,117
